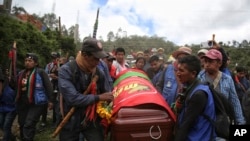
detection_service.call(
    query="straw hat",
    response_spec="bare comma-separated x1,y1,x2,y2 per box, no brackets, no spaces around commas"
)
172,46,192,59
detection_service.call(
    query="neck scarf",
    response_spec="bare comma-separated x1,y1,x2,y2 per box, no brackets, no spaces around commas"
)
75,53,96,73
16,68,36,103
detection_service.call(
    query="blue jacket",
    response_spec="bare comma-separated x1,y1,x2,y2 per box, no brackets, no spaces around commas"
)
162,64,178,106
97,60,113,91
58,61,107,130
0,85,16,112
178,84,216,141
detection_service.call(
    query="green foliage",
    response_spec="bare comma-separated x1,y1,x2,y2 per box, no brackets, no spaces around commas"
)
1,13,250,72
0,14,77,69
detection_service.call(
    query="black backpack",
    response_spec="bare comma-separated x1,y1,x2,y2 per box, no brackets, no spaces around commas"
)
202,82,235,140
242,88,250,124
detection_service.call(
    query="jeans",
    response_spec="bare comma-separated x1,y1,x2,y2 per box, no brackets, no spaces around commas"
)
0,111,17,141
17,102,44,141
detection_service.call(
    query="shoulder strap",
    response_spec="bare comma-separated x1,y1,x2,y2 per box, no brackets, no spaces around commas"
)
68,60,78,85
213,71,222,88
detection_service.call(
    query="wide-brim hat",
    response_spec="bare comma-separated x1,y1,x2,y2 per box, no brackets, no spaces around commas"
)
172,46,192,59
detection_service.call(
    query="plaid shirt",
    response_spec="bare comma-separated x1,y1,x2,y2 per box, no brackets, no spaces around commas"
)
198,70,246,125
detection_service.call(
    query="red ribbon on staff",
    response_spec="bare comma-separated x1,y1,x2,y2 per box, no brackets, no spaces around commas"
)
8,41,17,79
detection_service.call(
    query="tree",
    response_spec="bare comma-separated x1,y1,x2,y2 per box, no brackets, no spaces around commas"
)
40,13,58,30
67,25,75,38
116,27,123,39
241,39,249,48
107,31,115,41
11,6,27,15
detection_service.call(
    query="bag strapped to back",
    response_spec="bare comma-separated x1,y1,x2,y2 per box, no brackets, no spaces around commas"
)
202,81,235,140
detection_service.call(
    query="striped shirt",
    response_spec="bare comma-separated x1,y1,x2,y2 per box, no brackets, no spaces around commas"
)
198,70,246,125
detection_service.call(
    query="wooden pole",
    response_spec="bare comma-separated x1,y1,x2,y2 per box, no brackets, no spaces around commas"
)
51,75,99,138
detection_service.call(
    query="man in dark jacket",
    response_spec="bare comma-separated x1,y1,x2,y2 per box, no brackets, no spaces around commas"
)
58,38,114,141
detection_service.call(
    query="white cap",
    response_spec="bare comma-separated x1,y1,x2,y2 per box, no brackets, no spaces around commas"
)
197,49,208,55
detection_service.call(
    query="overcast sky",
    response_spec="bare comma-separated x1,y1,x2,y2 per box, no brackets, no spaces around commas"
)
10,0,250,46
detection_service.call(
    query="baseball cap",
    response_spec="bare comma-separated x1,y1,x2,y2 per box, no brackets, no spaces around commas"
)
26,53,38,62
197,49,208,55
51,52,60,58
107,52,116,60
202,49,222,61
172,46,192,59
81,38,108,59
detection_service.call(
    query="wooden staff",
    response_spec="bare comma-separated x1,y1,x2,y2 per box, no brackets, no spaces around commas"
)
92,8,99,39
51,75,99,138
212,34,216,47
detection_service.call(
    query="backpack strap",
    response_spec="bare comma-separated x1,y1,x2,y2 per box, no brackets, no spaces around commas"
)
60,60,78,118
68,60,78,86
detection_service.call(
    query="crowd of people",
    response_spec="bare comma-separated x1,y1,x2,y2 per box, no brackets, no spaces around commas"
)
0,37,250,141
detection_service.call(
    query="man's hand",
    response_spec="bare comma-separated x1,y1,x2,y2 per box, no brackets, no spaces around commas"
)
99,92,114,101
48,102,54,110
49,73,58,80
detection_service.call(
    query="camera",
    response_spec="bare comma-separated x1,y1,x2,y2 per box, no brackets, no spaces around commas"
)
200,40,217,48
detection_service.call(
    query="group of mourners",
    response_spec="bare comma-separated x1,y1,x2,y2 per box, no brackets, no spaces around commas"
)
0,37,250,141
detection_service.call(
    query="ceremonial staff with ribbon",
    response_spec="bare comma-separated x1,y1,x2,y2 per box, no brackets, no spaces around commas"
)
8,41,17,81
52,8,101,138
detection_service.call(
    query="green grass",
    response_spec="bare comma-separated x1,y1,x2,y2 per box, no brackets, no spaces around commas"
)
34,120,59,141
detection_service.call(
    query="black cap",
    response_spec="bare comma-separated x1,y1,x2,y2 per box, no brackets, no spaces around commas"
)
51,52,60,58
26,53,38,62
107,52,116,60
81,38,108,59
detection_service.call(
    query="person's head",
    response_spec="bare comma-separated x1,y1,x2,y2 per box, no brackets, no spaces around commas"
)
235,66,246,79
158,56,164,65
135,57,146,70
172,46,192,61
103,52,116,68
115,47,126,63
197,49,208,68
51,52,60,60
149,55,161,72
157,48,164,55
176,55,201,84
25,53,38,69
202,49,222,74
197,49,208,59
68,56,75,62
59,57,67,67
81,38,108,68
136,51,144,58
143,49,151,61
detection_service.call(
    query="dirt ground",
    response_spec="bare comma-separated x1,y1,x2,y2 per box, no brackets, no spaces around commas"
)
0,110,53,141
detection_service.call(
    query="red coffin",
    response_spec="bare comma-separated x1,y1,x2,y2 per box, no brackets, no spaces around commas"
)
111,105,174,141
